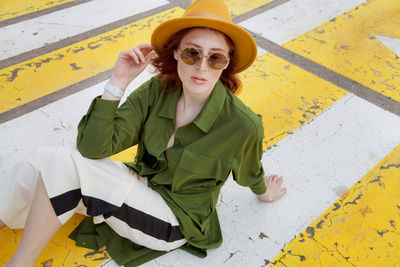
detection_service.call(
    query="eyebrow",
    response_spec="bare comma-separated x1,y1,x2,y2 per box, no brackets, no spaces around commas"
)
183,42,228,53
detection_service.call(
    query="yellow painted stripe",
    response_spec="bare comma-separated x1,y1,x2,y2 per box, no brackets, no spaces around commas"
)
0,214,111,266
0,0,75,22
239,52,347,150
283,0,400,102
226,0,275,17
271,143,400,266
0,7,185,114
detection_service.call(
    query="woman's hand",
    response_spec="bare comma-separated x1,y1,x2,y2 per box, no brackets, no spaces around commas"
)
257,174,287,202
109,44,155,90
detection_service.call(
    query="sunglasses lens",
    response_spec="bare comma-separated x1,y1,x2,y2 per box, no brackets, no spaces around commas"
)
180,48,200,65
208,53,228,70
180,48,229,70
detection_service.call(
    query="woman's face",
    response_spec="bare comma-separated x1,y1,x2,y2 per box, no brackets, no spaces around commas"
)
174,28,230,97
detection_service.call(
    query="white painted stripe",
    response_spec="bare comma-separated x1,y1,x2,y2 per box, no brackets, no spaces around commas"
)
257,46,266,56
239,0,366,45
0,69,153,174
0,0,168,60
377,35,400,57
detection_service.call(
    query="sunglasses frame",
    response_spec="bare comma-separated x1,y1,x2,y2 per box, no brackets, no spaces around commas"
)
177,47,230,70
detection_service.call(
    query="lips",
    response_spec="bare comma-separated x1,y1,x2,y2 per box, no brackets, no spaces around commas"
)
191,76,207,85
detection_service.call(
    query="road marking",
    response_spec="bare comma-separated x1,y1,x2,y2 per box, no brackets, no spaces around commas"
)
0,0,75,22
272,143,400,266
282,0,400,102
254,94,399,265
377,35,400,57
0,7,184,115
0,1,284,121
239,0,366,45
226,0,275,17
0,214,111,266
240,0,400,116
238,52,346,149
0,0,168,60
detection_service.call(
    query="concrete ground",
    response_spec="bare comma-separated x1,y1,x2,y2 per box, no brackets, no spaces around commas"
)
0,0,399,266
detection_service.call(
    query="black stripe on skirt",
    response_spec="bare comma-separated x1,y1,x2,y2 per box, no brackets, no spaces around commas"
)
49,189,82,216
50,190,184,242
49,189,118,218
112,203,185,242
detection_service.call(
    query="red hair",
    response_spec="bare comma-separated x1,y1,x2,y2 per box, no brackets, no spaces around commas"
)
151,28,242,94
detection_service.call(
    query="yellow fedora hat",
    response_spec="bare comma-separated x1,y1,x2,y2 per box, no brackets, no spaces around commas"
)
151,0,257,73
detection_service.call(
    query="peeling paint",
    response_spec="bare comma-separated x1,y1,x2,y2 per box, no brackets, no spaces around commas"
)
271,144,400,266
0,214,111,266
7,67,24,82
0,0,74,22
283,0,400,102
70,63,82,71
0,7,185,114
258,232,269,239
225,0,275,17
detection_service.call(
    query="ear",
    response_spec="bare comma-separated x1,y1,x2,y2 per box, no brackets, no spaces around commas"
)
174,49,179,61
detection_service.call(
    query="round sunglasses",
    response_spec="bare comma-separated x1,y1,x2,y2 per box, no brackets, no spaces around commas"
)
178,47,229,70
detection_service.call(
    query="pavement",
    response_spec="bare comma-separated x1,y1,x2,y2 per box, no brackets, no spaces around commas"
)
0,0,399,266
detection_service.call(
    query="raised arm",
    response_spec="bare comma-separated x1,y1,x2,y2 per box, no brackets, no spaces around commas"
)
103,44,155,100
76,45,155,158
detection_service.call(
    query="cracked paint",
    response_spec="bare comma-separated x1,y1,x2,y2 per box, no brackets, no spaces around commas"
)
223,250,241,263
0,0,74,22
259,232,269,239
271,144,400,266
225,0,275,17
0,214,110,266
283,0,400,102
0,7,185,114
239,52,347,151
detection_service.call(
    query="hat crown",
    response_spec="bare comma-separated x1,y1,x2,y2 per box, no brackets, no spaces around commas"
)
184,0,232,23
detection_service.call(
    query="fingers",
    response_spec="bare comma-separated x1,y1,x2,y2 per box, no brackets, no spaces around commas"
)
125,44,154,65
265,174,283,186
263,174,287,201
129,47,144,64
279,187,287,198
137,43,154,56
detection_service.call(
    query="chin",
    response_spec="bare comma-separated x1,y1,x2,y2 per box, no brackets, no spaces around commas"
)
188,85,213,95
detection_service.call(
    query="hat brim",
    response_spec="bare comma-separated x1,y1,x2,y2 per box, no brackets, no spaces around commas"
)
151,17,257,73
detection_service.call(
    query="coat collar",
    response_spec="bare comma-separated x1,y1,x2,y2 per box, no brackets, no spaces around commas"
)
158,80,227,133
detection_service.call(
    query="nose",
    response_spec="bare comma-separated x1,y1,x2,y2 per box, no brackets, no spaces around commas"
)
196,56,208,72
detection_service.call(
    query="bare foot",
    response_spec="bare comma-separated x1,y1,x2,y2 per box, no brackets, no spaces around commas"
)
257,174,287,202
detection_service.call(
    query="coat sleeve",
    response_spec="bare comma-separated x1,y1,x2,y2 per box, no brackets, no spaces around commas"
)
76,77,156,159
231,115,266,195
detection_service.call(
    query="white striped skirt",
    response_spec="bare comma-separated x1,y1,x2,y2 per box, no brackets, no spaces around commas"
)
0,146,186,251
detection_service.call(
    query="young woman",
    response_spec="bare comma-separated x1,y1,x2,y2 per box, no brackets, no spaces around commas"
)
0,0,287,265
